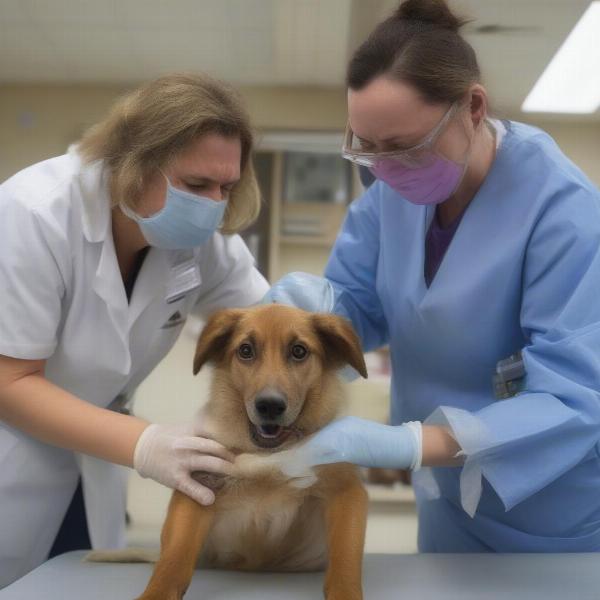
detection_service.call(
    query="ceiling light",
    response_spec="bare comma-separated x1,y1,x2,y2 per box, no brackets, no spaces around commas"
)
522,1,600,114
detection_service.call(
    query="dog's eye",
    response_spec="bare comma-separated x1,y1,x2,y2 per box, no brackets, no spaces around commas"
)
291,344,308,361
238,343,255,360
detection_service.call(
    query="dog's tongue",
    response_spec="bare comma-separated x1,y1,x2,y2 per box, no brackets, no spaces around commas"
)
258,425,283,439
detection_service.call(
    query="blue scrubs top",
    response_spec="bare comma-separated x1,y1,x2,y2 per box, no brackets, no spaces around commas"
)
326,121,600,552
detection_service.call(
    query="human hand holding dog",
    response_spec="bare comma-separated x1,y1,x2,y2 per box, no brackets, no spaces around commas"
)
262,271,335,312
133,422,235,506
282,416,423,472
277,417,466,476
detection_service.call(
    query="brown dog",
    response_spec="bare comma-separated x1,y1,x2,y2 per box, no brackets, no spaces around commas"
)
95,304,369,600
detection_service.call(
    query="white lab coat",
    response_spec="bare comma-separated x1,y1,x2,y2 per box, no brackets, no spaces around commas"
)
0,148,269,587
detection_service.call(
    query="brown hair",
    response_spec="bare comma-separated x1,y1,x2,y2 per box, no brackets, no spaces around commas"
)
78,73,260,234
347,0,480,105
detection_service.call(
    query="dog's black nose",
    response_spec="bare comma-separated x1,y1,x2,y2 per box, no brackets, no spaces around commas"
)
255,397,287,420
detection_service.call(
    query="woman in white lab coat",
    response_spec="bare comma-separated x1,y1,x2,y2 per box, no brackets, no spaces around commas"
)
0,73,269,587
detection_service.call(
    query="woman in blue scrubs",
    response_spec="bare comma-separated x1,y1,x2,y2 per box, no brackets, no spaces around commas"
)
266,0,600,552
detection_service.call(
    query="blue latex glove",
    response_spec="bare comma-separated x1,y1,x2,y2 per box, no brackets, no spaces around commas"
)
282,416,423,472
262,272,335,313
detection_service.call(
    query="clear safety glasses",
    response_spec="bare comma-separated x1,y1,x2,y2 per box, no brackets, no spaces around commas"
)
341,101,462,169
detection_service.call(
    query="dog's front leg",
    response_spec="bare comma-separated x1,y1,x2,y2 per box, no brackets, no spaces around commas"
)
323,476,368,600
136,490,216,600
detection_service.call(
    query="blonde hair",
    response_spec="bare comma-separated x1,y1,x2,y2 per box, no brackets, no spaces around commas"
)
78,73,261,234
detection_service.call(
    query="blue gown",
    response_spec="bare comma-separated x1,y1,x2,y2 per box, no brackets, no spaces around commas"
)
325,121,600,552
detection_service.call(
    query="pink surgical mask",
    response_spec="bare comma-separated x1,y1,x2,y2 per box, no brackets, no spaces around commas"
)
370,154,465,205
343,101,476,205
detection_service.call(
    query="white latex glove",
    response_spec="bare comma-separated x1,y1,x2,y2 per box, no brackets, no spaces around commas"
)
133,422,235,505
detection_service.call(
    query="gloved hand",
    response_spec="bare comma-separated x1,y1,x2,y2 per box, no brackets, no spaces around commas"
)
262,272,335,313
279,416,423,475
133,422,235,506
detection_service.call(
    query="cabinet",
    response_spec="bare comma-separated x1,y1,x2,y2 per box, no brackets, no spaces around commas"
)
245,131,362,282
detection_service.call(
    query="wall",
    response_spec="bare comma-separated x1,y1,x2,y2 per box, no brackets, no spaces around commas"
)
518,118,600,187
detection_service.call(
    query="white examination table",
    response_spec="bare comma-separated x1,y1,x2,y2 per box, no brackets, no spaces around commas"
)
0,551,597,599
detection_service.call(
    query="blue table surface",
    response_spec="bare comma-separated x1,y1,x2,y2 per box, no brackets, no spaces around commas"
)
1,551,597,600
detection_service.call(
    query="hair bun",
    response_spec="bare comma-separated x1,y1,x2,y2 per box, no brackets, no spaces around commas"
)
394,0,467,32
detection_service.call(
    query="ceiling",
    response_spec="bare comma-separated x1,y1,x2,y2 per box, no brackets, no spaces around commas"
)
0,0,595,118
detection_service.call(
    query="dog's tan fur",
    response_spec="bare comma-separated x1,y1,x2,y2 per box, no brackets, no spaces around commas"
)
92,305,369,600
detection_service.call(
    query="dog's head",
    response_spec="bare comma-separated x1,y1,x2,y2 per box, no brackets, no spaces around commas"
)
193,304,367,453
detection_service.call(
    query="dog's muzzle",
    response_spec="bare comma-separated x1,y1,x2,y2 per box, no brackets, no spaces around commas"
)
250,391,300,449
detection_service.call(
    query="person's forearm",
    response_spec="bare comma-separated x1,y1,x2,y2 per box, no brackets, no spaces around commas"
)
421,425,464,467
0,373,149,467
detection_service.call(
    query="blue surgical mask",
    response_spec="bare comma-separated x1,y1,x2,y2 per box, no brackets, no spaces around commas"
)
121,174,227,249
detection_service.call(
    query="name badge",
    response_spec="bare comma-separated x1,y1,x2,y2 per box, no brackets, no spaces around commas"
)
166,252,202,304
493,350,526,399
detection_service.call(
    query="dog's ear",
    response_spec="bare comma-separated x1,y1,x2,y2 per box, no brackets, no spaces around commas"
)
193,309,244,375
311,314,368,379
